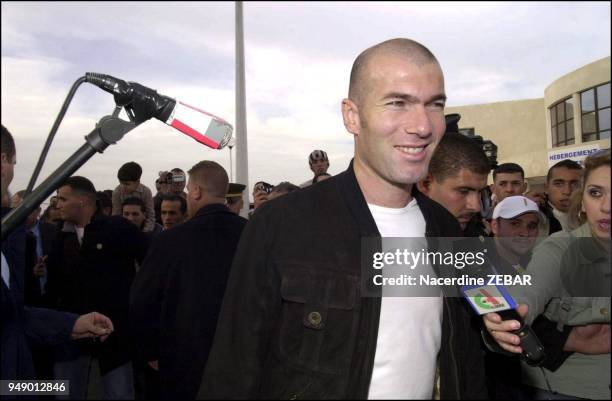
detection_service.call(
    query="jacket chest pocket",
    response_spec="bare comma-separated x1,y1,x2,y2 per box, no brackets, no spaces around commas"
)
277,268,359,375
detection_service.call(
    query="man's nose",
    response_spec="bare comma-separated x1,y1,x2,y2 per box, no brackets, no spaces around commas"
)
466,193,481,212
561,183,573,194
404,105,433,137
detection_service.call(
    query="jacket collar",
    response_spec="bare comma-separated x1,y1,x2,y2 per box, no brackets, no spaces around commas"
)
61,209,107,234
336,160,379,237
573,223,611,265
336,159,460,238
191,203,231,219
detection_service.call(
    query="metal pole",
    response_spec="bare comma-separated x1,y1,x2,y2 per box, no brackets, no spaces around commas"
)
235,1,249,218
2,116,135,241
229,146,234,182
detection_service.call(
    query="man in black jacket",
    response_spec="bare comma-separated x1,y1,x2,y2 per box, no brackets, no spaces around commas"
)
48,176,148,399
130,161,247,400
199,38,487,399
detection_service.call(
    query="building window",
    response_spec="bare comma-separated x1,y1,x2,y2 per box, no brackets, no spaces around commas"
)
550,97,574,147
581,82,611,142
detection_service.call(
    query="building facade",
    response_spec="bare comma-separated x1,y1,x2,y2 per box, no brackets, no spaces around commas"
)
446,56,610,186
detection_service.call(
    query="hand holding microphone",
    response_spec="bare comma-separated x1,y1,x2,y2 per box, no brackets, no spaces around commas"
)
462,283,545,366
85,73,232,150
484,303,530,354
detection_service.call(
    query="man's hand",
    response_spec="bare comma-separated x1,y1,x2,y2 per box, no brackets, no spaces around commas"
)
71,312,114,342
565,324,611,354
483,304,529,354
32,255,47,277
253,190,268,210
148,360,159,371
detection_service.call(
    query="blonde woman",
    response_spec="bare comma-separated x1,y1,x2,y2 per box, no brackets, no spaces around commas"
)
484,150,610,400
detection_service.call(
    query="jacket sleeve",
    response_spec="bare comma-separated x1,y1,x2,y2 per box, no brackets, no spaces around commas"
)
531,315,573,371
510,236,566,325
23,306,78,346
129,234,168,362
460,300,489,399
142,186,156,233
479,311,573,372
198,206,279,399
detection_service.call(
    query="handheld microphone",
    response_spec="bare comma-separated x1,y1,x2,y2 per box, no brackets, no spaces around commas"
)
85,73,232,149
461,284,546,366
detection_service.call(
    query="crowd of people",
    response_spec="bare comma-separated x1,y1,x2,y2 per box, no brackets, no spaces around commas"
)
1,37,610,400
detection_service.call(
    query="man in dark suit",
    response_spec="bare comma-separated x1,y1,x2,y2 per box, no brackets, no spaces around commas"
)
1,125,114,385
130,160,247,400
10,191,60,380
10,190,58,308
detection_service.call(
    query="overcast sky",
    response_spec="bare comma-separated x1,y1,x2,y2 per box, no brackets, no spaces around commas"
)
1,1,610,204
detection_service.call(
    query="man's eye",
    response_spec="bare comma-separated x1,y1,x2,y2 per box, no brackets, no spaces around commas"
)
387,100,405,107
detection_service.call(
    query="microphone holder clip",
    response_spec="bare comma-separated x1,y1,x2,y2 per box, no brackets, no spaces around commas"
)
1,115,135,241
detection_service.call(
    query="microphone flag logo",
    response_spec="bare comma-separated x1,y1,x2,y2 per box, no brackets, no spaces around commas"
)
462,285,516,315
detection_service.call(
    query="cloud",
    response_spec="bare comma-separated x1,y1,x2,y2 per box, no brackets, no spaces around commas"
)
2,1,610,204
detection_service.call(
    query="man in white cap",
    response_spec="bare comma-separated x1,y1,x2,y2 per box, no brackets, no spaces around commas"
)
490,195,544,273
484,195,547,399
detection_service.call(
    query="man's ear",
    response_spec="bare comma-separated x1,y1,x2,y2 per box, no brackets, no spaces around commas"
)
192,184,202,200
341,98,361,137
520,182,527,194
490,219,499,236
0,152,8,167
417,174,433,195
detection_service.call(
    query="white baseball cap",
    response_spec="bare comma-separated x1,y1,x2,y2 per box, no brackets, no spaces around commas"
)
492,195,545,222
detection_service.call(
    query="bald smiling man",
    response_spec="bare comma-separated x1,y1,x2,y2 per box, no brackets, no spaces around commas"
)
199,39,487,400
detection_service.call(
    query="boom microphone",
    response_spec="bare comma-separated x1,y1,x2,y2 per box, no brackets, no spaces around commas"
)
85,73,232,149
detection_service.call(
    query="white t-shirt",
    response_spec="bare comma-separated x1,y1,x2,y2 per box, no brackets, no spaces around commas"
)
551,204,570,231
75,226,85,245
367,199,443,400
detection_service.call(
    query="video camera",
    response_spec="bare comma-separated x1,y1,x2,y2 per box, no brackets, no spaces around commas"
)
445,113,498,170
254,181,274,194
158,171,185,185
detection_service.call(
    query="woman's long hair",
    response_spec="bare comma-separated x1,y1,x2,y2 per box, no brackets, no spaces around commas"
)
568,149,611,229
